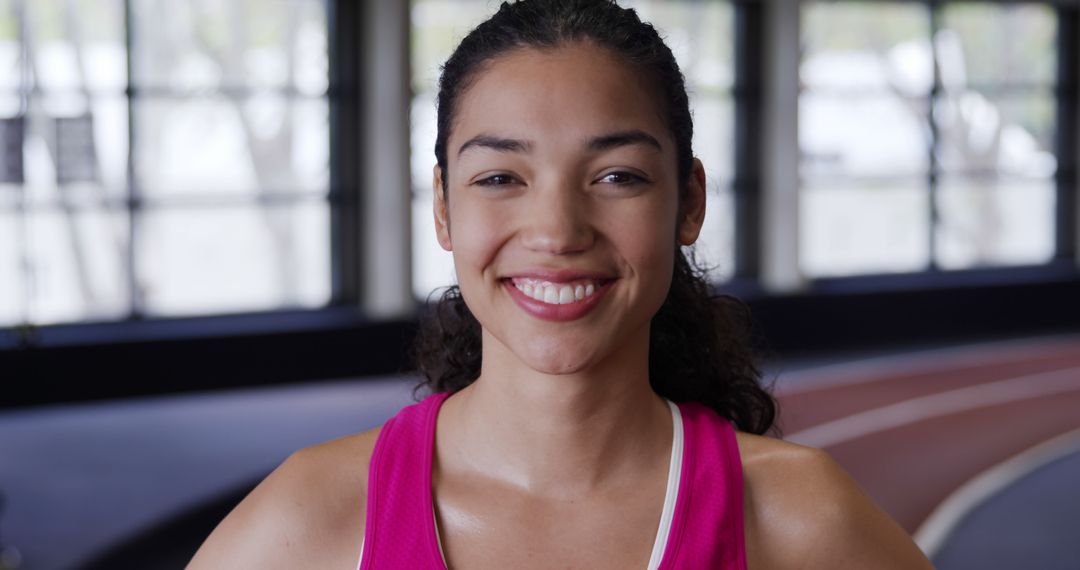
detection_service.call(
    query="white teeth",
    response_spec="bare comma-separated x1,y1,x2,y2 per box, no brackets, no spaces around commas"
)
558,285,573,304
512,278,604,305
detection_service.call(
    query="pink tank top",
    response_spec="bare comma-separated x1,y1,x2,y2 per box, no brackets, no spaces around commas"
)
359,392,747,569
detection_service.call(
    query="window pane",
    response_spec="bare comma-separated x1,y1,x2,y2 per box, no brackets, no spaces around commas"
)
627,0,735,91
134,97,328,197
17,98,130,204
692,95,735,282
802,2,930,94
935,92,1056,178
24,0,127,93
411,189,456,301
801,180,929,277
693,186,735,281
936,176,1055,270
131,0,328,93
940,3,1056,87
136,199,330,316
0,208,21,325
16,206,129,325
801,93,929,179
409,91,455,300
692,95,734,188
410,1,494,95
0,4,23,92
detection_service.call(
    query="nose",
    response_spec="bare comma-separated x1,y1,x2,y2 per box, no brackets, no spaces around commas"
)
519,183,594,255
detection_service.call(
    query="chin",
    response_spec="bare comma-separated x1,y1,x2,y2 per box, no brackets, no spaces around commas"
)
518,339,598,376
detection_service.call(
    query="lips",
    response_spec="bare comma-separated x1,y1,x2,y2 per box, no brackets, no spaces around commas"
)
510,277,599,305
502,273,614,321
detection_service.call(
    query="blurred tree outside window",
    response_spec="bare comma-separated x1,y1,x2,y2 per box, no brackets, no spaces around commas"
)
799,1,1058,278
0,0,331,327
409,0,737,301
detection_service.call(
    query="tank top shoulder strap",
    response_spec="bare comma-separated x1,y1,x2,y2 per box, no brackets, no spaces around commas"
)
659,402,748,570
359,392,450,570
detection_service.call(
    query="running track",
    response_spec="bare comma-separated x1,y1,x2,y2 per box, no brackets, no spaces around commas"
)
3,334,1077,567
776,334,1080,565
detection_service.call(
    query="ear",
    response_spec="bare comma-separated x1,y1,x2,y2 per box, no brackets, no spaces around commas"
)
677,158,707,246
433,165,453,251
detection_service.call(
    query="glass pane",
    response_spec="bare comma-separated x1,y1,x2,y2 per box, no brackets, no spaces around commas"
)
137,199,330,316
693,95,734,185
935,92,1056,178
0,208,21,325
940,3,1056,87
25,0,127,93
20,206,129,325
0,183,16,208
410,1,494,94
936,176,1055,270
0,115,25,184
0,95,17,119
131,0,328,93
800,93,930,179
411,190,456,300
802,2,931,95
628,0,735,91
20,98,130,204
0,2,22,92
410,92,437,204
692,96,735,282
801,179,929,277
134,97,328,197
693,184,735,282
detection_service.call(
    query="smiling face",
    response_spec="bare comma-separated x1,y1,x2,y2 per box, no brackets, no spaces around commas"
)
434,42,705,376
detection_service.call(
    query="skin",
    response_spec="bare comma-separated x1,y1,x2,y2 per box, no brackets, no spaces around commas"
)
189,43,934,569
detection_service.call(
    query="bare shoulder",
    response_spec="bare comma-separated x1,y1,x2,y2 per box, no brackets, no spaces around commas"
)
187,427,382,569
735,433,934,570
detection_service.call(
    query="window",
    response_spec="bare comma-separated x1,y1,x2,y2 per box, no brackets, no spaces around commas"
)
408,0,738,301
799,1,1059,278
0,0,331,327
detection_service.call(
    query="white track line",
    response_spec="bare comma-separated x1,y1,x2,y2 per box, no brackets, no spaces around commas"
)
786,366,1080,448
775,334,1080,396
914,427,1080,558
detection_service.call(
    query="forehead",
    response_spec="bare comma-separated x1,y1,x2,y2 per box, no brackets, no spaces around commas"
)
449,42,671,153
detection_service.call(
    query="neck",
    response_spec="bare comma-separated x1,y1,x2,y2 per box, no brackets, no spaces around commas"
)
435,325,672,499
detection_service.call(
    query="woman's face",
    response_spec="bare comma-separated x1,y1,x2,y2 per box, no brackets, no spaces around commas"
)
434,42,705,375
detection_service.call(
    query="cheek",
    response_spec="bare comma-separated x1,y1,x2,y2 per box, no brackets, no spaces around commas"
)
448,197,507,277
611,199,679,269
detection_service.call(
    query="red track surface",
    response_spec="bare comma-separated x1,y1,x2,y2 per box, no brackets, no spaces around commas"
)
775,336,1080,533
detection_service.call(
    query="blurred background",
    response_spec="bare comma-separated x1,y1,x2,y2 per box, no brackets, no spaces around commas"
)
1,0,1078,568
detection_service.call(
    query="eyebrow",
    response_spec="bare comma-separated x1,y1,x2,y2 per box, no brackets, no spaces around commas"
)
456,129,663,158
587,130,663,153
458,135,532,157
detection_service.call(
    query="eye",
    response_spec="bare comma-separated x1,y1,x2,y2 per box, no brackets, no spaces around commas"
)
596,171,648,186
473,173,519,187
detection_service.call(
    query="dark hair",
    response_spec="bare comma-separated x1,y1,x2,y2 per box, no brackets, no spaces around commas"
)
413,0,777,435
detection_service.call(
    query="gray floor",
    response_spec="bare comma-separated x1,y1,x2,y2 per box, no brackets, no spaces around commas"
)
932,448,1080,570
0,377,417,570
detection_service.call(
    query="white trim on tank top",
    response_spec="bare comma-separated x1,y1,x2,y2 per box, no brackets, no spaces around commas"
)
357,399,684,569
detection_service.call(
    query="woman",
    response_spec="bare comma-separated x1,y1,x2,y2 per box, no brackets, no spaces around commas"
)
190,1,934,568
